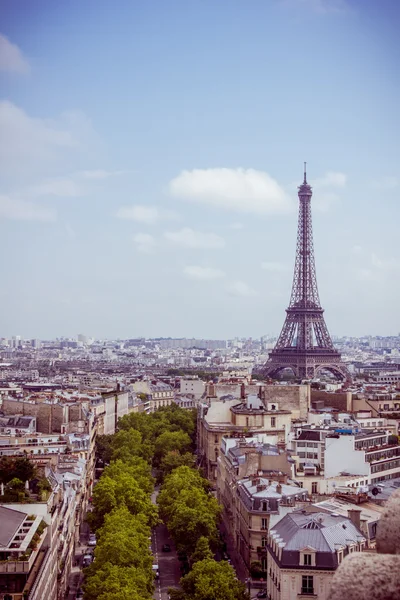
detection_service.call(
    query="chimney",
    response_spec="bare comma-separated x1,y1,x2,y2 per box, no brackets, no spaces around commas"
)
276,483,282,495
241,383,246,400
347,508,361,531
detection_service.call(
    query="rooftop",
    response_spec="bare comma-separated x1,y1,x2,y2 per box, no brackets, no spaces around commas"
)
271,511,366,552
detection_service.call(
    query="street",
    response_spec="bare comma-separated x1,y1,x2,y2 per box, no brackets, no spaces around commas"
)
67,520,90,599
152,486,182,600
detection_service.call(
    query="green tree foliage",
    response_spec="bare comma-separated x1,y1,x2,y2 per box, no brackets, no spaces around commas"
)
118,404,196,446
103,458,154,494
89,469,158,530
167,488,220,555
159,451,196,481
96,435,114,464
157,466,210,522
84,563,152,600
180,559,248,600
154,430,192,466
90,507,153,589
0,456,36,484
111,428,154,462
191,537,213,564
3,477,27,502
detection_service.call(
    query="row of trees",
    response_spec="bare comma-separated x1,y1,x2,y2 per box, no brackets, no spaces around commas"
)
158,465,248,600
86,404,248,599
84,405,198,600
84,426,156,600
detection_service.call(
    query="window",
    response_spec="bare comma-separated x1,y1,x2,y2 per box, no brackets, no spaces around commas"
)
214,435,218,444
311,482,318,494
303,554,312,566
261,536,267,547
262,501,268,511
261,557,267,570
301,575,314,595
261,518,268,530
271,417,276,428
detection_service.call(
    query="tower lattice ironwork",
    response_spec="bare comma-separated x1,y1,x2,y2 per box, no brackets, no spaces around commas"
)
263,165,350,381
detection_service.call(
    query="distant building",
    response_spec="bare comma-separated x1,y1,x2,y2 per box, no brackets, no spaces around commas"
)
132,379,174,412
179,376,205,399
267,511,366,600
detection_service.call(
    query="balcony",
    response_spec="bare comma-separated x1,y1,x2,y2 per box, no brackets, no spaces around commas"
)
298,592,317,599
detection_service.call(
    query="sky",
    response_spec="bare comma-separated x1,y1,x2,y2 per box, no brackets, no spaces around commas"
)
0,0,399,340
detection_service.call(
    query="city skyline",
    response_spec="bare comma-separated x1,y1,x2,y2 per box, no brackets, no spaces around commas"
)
0,0,399,339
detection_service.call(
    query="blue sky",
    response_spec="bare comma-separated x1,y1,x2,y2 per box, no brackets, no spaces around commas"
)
0,0,399,340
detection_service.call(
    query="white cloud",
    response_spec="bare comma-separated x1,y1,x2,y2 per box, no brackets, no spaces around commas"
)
0,102,99,178
261,261,289,272
183,266,226,281
0,194,55,222
227,280,257,297
0,34,30,73
164,227,225,249
371,253,399,271
133,233,156,254
169,168,292,215
116,205,179,225
313,171,347,188
30,177,83,198
310,171,347,212
117,205,160,224
0,101,74,175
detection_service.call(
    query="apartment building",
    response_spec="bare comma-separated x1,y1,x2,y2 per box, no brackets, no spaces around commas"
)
199,394,293,481
179,377,205,399
325,430,400,485
267,511,366,600
217,436,308,575
292,422,400,491
132,380,174,412
236,478,309,574
1,452,89,600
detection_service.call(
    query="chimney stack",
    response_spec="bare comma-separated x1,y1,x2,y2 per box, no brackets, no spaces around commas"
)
241,383,246,400
276,483,282,495
347,508,361,531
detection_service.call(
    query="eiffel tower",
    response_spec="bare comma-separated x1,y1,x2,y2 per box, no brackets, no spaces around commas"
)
263,165,350,381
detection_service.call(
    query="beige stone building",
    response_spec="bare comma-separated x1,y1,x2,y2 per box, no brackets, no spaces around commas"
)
267,511,366,600
132,379,174,412
217,436,309,575
198,392,293,481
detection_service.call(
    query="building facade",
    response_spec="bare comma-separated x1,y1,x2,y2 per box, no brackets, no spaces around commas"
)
267,511,366,600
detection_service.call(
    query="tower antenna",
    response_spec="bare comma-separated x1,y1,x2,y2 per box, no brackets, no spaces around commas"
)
304,161,307,184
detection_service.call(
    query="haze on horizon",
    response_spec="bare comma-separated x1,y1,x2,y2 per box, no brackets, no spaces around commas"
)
0,0,399,340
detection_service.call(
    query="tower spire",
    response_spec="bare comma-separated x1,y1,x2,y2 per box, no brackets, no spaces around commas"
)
262,168,350,382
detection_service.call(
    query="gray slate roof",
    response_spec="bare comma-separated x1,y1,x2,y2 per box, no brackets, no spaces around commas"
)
271,511,365,552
